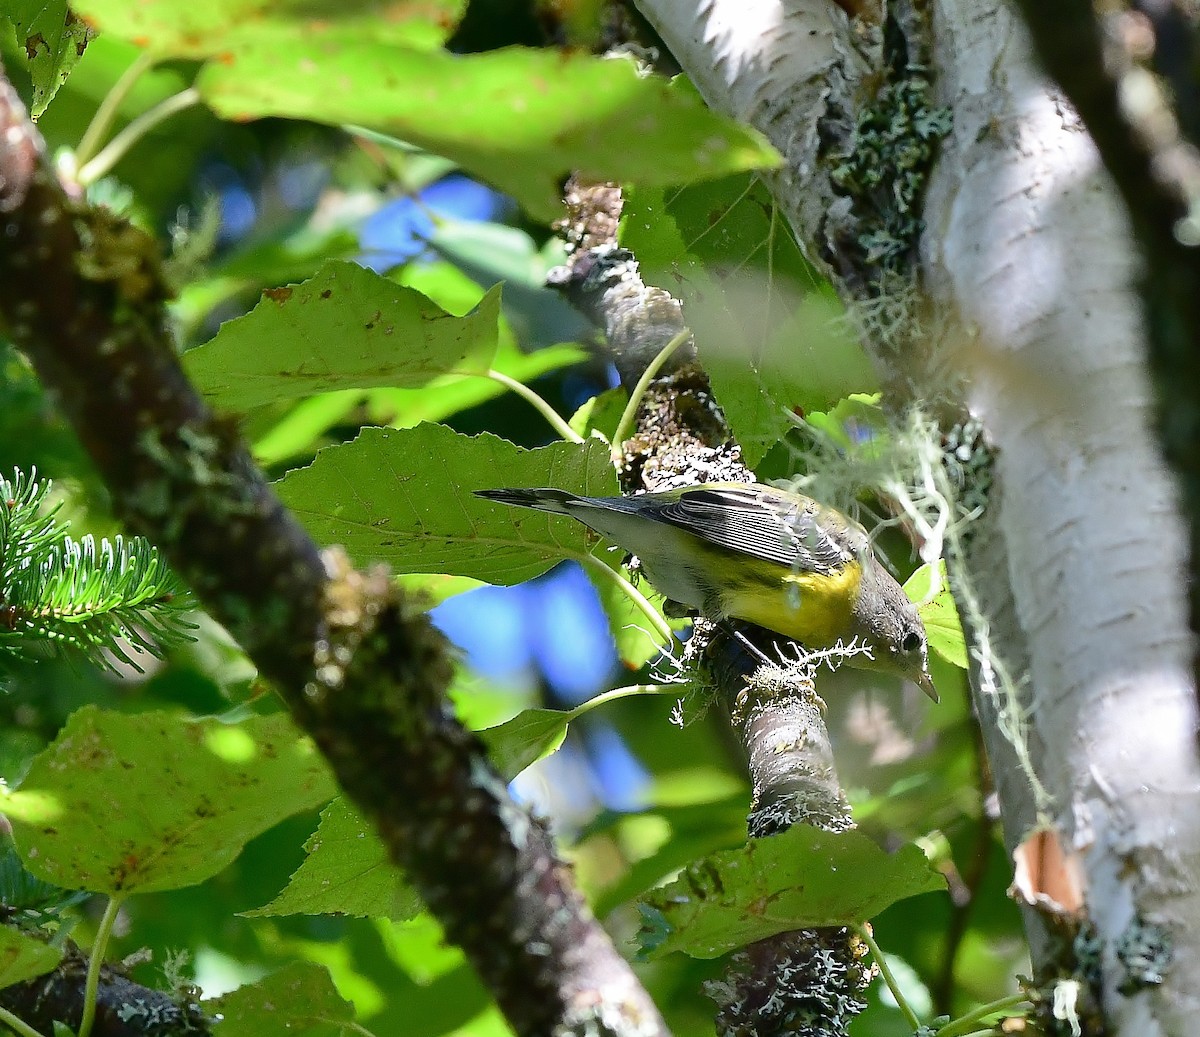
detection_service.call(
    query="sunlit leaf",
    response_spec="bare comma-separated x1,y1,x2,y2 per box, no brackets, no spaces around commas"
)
3,708,335,895
904,561,967,669
802,393,886,450
569,389,626,443
477,708,570,780
73,0,463,56
196,47,778,221
239,260,588,464
5,0,95,117
242,798,419,922
397,573,483,610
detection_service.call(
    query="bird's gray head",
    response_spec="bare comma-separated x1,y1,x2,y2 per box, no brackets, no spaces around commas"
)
851,560,938,701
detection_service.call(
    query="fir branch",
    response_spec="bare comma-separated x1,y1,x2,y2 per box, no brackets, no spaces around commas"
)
0,471,194,672
0,470,62,581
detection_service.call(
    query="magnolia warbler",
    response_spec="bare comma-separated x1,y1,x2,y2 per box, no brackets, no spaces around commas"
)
476,482,937,701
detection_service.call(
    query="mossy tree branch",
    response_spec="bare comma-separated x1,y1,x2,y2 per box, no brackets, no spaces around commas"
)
0,67,664,1037
0,951,209,1037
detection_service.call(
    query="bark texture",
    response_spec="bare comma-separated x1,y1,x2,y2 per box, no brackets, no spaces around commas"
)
925,6,1200,1033
634,0,1200,1033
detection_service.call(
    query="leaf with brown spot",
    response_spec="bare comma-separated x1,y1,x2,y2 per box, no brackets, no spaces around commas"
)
6,0,95,116
638,826,945,959
184,261,502,410
3,706,336,895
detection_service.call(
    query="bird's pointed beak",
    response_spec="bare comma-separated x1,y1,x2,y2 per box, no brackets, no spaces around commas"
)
916,669,940,703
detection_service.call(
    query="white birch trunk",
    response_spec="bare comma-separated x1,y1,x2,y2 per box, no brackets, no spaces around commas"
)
634,1,1200,1032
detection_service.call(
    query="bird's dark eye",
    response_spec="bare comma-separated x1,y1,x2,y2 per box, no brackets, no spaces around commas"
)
902,631,922,653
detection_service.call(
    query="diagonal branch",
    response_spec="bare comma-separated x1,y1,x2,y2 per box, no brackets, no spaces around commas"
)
0,67,665,1037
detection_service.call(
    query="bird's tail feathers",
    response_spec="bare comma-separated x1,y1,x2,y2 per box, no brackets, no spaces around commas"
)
475,487,580,515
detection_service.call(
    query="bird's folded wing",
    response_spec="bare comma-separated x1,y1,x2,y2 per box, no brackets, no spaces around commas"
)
652,487,859,575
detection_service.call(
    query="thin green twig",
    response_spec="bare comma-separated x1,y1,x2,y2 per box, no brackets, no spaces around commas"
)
0,1004,49,1037
485,369,584,444
73,51,157,170
856,924,920,1032
77,895,123,1037
77,88,202,186
610,328,692,460
568,683,675,721
936,992,1029,1037
581,555,673,645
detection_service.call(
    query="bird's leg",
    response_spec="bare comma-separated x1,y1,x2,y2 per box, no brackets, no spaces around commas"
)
721,621,775,668
664,598,776,670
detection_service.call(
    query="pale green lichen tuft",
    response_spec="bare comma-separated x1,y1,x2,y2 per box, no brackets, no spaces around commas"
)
829,71,952,281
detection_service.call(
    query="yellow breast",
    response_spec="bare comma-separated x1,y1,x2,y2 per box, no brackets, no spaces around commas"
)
720,559,863,648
